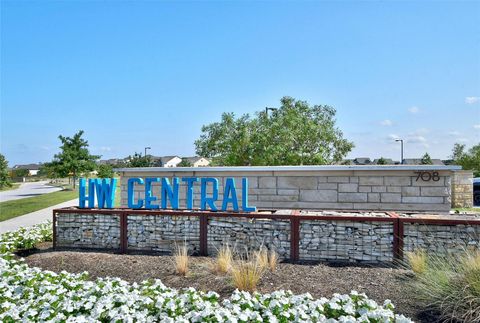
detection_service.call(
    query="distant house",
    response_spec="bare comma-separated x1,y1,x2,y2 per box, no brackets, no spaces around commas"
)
339,157,373,165
98,158,124,166
402,158,444,165
12,163,41,176
353,157,372,165
154,156,182,168
184,156,210,167
372,158,397,165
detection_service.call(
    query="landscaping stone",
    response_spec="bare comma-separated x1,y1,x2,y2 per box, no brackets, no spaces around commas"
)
55,210,480,264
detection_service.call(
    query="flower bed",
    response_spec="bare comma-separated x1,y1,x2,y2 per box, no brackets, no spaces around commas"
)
0,223,413,322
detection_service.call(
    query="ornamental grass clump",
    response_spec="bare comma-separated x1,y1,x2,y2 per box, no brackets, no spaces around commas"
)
406,249,427,274
173,243,189,276
268,249,279,271
410,248,480,322
254,247,269,271
231,260,264,292
215,244,233,273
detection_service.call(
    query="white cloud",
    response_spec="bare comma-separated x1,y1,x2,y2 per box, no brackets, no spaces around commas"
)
407,135,427,144
448,131,461,137
412,128,429,135
380,119,393,126
387,134,400,141
474,124,480,129
465,96,480,104
408,106,420,114
92,146,113,152
458,138,469,143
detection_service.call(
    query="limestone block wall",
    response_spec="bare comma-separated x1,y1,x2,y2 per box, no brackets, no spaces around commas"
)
207,217,290,259
55,213,120,249
451,170,474,208
299,220,394,262
117,165,460,212
127,215,200,253
403,222,480,253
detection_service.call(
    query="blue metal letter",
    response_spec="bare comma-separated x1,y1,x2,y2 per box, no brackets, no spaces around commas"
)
127,178,144,208
222,178,239,211
200,177,218,211
79,178,88,208
80,178,96,208
182,177,199,209
242,178,257,212
94,178,117,208
145,177,160,209
161,177,179,209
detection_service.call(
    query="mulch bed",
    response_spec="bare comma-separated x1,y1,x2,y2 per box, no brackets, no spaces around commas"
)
19,243,437,322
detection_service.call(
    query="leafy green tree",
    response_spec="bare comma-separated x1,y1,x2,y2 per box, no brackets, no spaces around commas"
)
38,164,56,178
0,154,11,189
11,168,29,178
125,152,152,167
97,164,115,178
420,153,433,165
376,157,387,165
195,97,354,166
46,130,99,188
178,158,193,167
451,143,480,177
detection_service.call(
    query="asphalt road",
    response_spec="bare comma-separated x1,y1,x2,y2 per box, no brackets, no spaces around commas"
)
0,181,63,203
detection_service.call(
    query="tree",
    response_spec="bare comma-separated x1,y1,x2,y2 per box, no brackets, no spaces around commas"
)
376,157,387,165
195,97,354,166
97,164,115,178
451,143,480,177
46,130,99,188
125,152,152,167
11,168,29,178
177,158,193,167
420,153,433,165
38,164,57,178
0,154,11,189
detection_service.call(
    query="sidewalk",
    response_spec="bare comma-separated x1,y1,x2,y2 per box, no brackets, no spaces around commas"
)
0,198,79,234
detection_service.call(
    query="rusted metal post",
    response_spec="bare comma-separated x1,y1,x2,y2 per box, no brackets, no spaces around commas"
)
52,211,57,249
199,214,208,256
290,210,300,262
388,212,401,261
120,212,128,254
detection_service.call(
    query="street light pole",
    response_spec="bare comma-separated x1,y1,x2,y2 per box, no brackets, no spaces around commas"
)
395,139,404,164
144,147,151,158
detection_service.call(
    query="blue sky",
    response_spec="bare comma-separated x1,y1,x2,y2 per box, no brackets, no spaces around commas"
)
1,1,479,166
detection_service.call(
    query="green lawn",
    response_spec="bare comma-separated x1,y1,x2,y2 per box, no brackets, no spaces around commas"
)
0,189,78,222
0,183,20,192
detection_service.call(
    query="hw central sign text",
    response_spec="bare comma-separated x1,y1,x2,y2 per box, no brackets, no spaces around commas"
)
79,177,256,212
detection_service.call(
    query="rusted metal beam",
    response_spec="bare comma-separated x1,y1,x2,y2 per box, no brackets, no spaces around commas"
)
52,211,57,250
119,211,128,254
199,214,208,256
290,210,300,262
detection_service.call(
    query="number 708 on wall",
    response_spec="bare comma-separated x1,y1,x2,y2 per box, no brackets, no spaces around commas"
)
414,171,440,182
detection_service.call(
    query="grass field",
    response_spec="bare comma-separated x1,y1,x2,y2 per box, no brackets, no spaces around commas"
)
0,183,20,192
0,189,78,222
